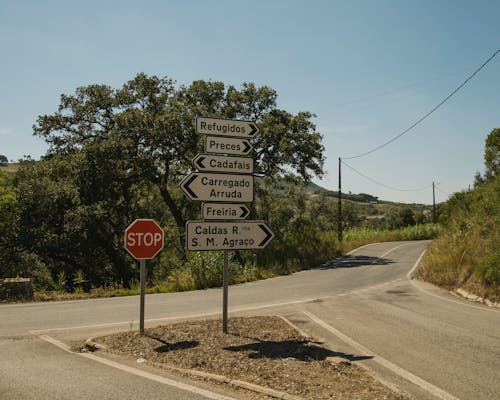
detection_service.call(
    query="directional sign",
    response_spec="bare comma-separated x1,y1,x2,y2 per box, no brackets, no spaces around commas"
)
202,203,250,220
196,116,259,138
204,136,253,156
180,172,253,202
186,220,274,251
124,219,164,260
192,153,253,174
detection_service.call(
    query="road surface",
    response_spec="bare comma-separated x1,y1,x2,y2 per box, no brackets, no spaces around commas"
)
0,240,498,399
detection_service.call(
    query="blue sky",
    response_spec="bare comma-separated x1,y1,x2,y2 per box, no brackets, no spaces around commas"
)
1,0,499,204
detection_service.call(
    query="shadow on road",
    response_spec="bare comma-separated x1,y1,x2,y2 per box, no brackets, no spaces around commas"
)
314,255,394,270
224,339,373,362
148,335,200,353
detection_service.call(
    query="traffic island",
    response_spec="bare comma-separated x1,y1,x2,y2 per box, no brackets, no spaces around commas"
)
88,316,409,400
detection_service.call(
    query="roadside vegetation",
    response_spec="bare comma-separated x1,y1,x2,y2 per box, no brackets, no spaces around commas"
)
1,158,438,301
418,128,499,302
0,74,438,301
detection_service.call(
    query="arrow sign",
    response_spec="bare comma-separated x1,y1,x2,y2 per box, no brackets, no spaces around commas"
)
180,172,253,202
202,203,250,220
192,154,253,174
196,117,259,138
186,220,274,251
204,136,253,156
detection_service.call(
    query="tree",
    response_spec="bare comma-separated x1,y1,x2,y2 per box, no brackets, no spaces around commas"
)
484,128,499,181
12,144,171,288
0,154,7,165
33,74,325,252
385,207,415,229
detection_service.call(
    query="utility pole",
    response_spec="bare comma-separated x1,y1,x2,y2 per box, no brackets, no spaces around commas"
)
432,181,436,224
338,157,343,242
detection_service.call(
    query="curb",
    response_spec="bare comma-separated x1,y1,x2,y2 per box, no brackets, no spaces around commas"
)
84,317,308,400
277,315,313,340
455,288,500,308
406,249,500,309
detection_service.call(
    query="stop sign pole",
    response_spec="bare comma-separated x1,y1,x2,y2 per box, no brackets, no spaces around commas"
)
124,219,164,335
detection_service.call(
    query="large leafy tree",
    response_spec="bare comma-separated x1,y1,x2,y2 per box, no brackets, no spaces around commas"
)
484,128,499,181
13,139,173,286
34,74,325,251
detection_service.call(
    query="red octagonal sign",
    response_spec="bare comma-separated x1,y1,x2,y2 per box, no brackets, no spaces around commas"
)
124,219,164,260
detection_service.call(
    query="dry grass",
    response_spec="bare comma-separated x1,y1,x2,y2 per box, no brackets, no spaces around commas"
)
0,164,20,173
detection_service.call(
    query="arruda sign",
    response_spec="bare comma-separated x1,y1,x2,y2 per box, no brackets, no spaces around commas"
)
180,172,253,202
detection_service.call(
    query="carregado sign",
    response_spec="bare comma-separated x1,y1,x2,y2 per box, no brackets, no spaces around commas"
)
180,172,253,202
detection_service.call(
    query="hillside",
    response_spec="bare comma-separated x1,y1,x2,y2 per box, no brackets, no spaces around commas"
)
267,180,435,228
0,163,21,174
418,176,499,302
2,164,434,229
417,128,499,302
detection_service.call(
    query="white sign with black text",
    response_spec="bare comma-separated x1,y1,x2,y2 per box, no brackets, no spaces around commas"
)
186,220,274,251
180,172,253,203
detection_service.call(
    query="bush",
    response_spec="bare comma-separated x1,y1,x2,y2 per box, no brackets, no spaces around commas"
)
418,175,499,301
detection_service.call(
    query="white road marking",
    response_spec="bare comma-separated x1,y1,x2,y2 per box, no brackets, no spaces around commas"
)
406,250,499,313
411,280,500,313
38,335,237,400
29,298,319,334
406,249,427,279
302,310,461,400
39,335,72,352
346,242,381,255
336,279,404,296
379,242,412,258
30,242,434,335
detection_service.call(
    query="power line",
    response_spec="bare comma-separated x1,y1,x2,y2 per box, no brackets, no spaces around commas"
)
435,186,452,197
342,160,433,192
343,48,500,160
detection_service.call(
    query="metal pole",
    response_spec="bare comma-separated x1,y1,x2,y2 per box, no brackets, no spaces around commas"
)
432,182,436,224
222,250,229,334
338,157,343,242
140,259,146,335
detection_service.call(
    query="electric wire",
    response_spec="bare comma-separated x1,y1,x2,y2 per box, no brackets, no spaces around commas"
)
435,186,452,197
343,48,500,160
341,160,433,192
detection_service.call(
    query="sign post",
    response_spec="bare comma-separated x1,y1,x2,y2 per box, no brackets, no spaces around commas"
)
124,219,164,335
182,116,273,334
223,250,229,333
139,259,146,334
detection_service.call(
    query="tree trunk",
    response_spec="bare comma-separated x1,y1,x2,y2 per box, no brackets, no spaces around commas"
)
158,184,187,260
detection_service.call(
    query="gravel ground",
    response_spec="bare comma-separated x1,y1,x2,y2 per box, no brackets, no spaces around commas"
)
92,316,409,400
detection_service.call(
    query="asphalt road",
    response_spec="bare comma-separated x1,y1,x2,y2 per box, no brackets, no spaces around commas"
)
1,240,498,399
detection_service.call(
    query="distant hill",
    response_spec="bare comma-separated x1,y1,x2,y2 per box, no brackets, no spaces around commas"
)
2,163,432,216
303,181,430,208
0,163,21,174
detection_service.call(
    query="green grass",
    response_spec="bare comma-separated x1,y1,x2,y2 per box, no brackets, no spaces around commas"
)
342,224,441,253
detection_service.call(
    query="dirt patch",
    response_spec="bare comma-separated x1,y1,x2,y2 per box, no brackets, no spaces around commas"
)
93,316,408,400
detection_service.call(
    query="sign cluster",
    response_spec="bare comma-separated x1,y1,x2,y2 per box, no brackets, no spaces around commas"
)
181,117,274,251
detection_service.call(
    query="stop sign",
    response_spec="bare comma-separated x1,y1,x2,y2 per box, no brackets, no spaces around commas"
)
124,219,164,259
